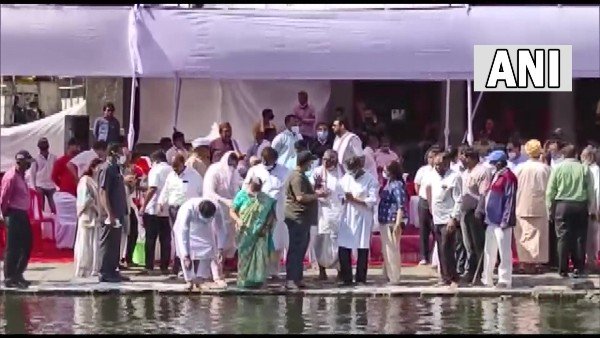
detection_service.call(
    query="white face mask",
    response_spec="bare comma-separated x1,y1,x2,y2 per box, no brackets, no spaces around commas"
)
291,126,300,134
508,152,517,160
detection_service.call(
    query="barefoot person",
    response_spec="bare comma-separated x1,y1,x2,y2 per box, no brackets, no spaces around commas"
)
229,176,277,288
173,198,227,290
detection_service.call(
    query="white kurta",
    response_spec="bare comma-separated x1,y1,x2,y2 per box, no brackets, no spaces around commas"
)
244,163,291,250
173,198,227,281
271,129,303,170
332,131,363,172
338,171,379,249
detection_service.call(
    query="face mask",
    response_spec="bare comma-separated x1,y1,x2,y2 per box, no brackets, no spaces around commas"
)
508,152,517,160
291,126,300,134
382,171,389,180
317,130,328,141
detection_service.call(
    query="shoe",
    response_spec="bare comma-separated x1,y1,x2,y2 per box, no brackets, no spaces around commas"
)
356,282,368,287
494,282,510,289
4,279,19,288
99,276,121,283
338,281,355,288
296,281,307,288
17,276,31,287
572,270,588,279
418,259,428,266
559,272,569,278
285,281,300,290
160,269,170,276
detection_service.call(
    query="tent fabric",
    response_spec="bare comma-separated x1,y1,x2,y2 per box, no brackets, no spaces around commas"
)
1,5,599,79
0,101,87,173
138,79,331,150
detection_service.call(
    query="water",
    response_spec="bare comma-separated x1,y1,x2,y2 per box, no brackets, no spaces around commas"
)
0,294,598,334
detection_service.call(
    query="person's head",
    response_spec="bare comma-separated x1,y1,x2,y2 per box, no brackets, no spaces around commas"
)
297,150,316,173
262,108,274,122
297,91,308,106
363,109,375,123
15,150,34,172
380,136,391,152
37,137,50,153
66,138,80,156
191,138,211,159
171,154,187,174
384,160,403,182
261,147,278,167
486,150,508,172
448,146,459,162
316,122,330,142
322,149,339,170
172,130,185,148
284,114,300,133
226,152,239,168
485,118,494,132
547,139,562,157
506,138,522,160
580,145,597,166
561,144,578,159
92,140,108,160
159,137,173,152
107,143,124,164
524,139,543,161
461,147,480,169
426,146,441,166
367,135,380,150
332,117,349,137
82,158,104,177
103,102,115,118
344,156,364,176
246,175,262,193
150,150,168,165
433,151,452,176
198,200,217,220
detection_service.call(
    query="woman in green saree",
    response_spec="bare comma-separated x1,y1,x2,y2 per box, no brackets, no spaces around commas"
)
229,176,277,288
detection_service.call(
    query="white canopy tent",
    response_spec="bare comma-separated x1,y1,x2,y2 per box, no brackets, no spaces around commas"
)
2,4,599,148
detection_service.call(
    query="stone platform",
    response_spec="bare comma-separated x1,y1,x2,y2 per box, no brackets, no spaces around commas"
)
1,263,598,300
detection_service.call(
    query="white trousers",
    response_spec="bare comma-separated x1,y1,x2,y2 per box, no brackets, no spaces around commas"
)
482,226,513,287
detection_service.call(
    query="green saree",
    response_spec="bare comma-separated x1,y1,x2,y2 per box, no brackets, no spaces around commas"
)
232,190,276,288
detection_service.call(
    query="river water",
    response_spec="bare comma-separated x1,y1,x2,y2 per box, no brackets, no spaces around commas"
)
0,295,598,334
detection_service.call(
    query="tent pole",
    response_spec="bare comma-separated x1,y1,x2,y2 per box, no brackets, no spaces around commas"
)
172,74,182,130
462,91,484,143
444,79,451,149
466,79,473,146
127,76,137,150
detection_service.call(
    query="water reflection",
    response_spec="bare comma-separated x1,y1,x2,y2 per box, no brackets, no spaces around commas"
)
1,295,598,334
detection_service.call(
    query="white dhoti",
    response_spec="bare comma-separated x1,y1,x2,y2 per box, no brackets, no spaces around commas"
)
54,191,78,249
73,224,100,277
180,259,220,282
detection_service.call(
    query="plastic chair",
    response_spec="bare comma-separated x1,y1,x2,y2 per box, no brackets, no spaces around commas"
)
29,189,56,244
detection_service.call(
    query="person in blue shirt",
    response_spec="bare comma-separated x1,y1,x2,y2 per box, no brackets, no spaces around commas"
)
378,160,408,284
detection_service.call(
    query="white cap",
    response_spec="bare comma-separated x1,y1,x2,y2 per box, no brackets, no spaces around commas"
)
191,137,211,149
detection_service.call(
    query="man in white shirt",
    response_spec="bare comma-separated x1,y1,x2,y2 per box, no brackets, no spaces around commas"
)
139,150,173,275
427,151,463,287
332,116,364,173
68,141,108,178
271,114,304,170
157,153,203,276
243,147,291,279
30,137,58,213
414,146,441,265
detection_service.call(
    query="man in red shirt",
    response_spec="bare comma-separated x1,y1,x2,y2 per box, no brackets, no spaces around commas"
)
51,138,81,197
0,150,36,289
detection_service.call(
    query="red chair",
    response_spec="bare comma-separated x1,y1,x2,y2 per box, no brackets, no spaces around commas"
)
28,189,57,247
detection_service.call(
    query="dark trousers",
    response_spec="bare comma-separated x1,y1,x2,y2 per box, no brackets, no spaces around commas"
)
418,198,434,262
455,228,468,275
3,209,32,282
98,216,124,279
36,187,56,214
285,219,311,282
143,214,171,271
434,223,459,284
168,206,181,274
124,209,138,264
554,201,589,274
339,247,369,284
461,209,486,279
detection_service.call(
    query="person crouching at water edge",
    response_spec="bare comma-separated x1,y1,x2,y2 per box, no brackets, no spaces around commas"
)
378,161,408,285
229,176,277,288
338,156,379,287
173,198,228,291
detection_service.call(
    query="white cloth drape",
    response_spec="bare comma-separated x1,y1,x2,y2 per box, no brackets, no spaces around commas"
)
54,191,78,249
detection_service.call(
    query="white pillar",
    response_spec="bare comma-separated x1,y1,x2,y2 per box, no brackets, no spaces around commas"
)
467,80,474,146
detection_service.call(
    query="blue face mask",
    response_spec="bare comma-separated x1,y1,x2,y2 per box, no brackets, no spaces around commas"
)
317,130,328,141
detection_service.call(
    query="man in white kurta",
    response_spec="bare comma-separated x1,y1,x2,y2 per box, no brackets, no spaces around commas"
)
271,115,304,170
310,150,344,280
337,156,379,286
173,198,228,290
332,117,364,173
243,146,290,278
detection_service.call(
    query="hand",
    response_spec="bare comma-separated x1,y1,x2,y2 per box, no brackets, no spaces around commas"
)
393,224,403,237
183,257,192,270
235,218,245,230
345,192,354,202
316,189,329,198
124,175,136,185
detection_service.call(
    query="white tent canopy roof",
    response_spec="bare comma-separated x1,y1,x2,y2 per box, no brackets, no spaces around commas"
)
1,5,599,79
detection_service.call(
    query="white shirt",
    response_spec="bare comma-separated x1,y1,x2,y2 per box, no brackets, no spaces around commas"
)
332,131,363,171
414,165,434,200
144,162,173,216
30,153,57,190
427,169,463,225
338,171,379,249
158,167,203,207
69,150,99,177
166,146,189,165
173,197,227,260
271,129,303,170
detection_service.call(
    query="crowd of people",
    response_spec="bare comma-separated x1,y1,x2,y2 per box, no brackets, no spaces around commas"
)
1,93,599,291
